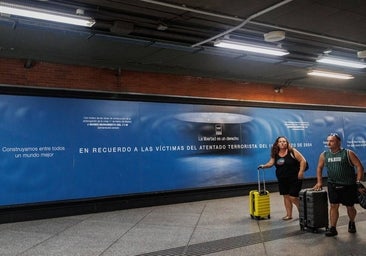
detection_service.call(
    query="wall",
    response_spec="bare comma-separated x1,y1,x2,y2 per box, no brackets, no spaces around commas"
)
1,57,365,107
0,57,363,222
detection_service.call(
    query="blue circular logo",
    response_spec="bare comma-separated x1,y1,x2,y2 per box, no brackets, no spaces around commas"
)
277,158,285,165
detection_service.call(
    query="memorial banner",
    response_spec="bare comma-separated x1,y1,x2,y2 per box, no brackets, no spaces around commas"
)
1,93,365,206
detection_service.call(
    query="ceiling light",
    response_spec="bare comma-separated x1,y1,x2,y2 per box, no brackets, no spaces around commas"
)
357,50,366,59
157,23,168,31
308,70,354,80
264,31,285,42
0,1,96,27
317,56,366,69
214,40,289,56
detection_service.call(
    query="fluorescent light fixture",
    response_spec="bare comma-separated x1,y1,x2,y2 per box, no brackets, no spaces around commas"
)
214,40,289,56
317,56,366,69
308,70,354,80
0,1,95,27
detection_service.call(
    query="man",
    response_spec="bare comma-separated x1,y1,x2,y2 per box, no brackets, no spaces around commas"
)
314,133,365,237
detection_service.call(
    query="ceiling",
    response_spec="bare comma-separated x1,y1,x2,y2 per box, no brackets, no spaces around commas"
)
1,0,366,93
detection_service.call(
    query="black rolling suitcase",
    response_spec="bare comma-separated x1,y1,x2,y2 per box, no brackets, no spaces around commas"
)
299,188,329,232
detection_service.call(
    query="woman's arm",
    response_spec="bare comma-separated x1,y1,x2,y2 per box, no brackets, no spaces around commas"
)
293,148,307,179
258,157,275,169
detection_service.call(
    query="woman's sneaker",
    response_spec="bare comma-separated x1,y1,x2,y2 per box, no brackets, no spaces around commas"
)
348,221,356,233
325,226,338,237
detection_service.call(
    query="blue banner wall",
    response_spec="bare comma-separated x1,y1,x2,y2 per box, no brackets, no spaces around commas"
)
1,93,366,206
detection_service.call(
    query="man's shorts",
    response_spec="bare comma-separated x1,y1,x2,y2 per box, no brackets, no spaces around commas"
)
327,182,358,206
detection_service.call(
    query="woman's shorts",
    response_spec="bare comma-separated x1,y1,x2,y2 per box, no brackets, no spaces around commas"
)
278,177,303,197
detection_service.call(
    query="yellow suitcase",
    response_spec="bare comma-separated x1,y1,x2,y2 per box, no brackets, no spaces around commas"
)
249,190,270,219
249,168,270,219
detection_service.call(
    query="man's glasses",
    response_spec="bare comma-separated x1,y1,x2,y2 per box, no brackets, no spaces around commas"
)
329,133,341,140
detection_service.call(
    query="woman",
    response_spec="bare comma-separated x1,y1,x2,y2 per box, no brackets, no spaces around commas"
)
258,136,307,220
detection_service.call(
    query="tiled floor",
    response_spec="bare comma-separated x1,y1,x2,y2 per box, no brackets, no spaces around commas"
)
0,191,365,256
